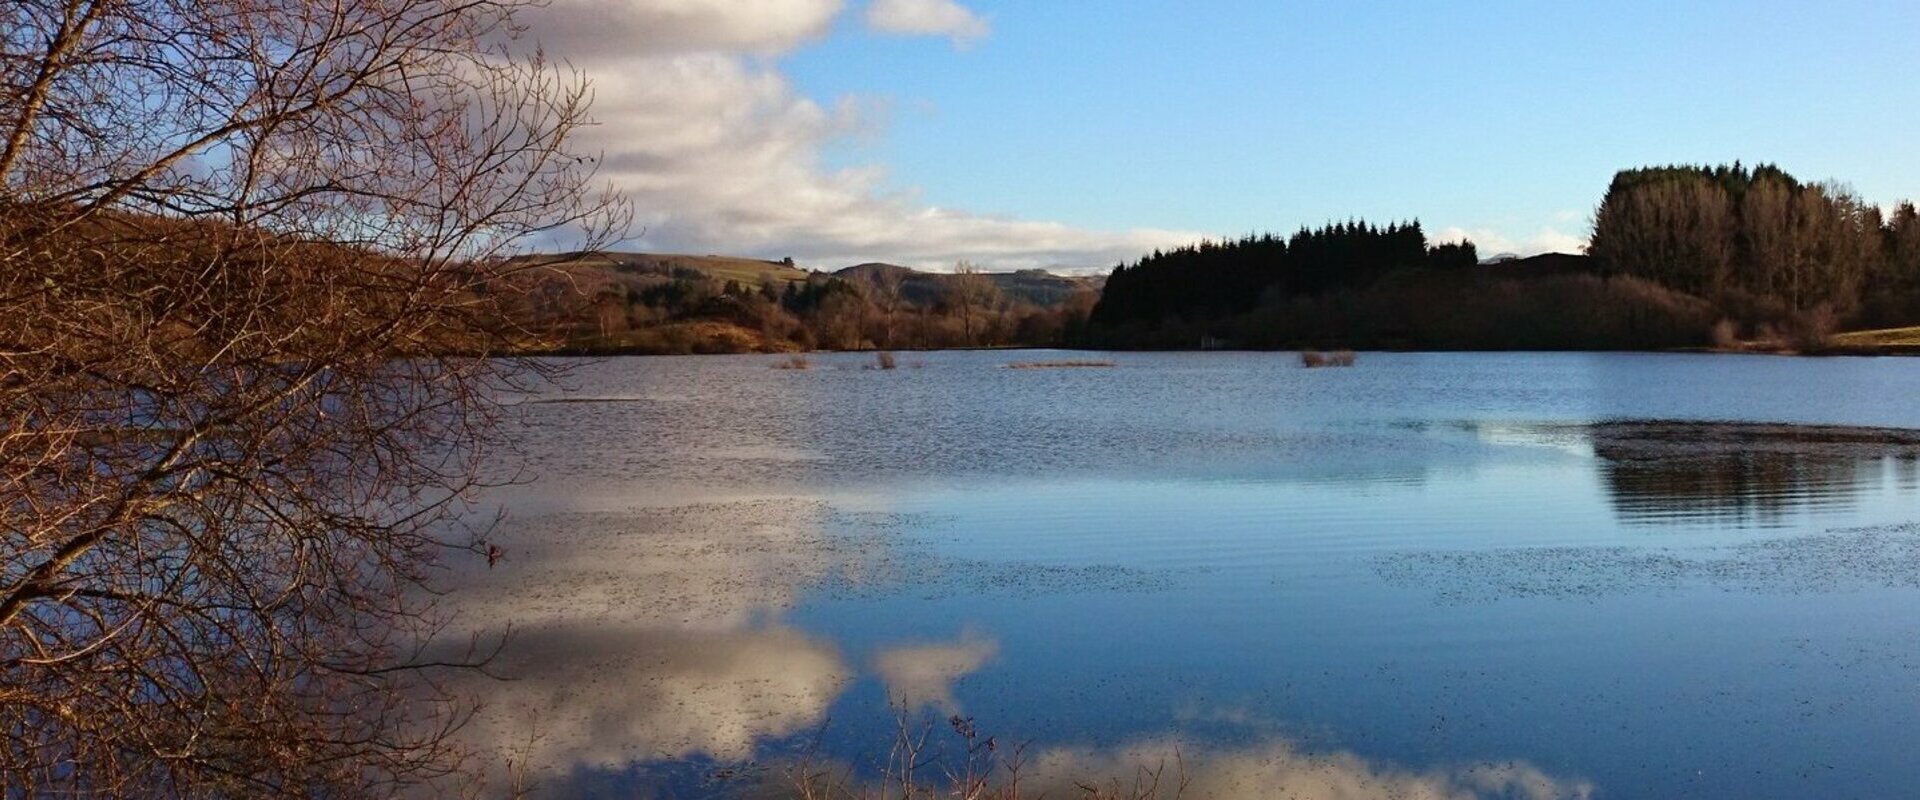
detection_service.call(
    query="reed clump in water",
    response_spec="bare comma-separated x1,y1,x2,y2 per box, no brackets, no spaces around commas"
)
875,351,897,370
1300,350,1356,368
772,354,812,370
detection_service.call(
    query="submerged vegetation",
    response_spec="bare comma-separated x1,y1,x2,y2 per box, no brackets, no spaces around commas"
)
1300,350,1356,368
1006,360,1118,369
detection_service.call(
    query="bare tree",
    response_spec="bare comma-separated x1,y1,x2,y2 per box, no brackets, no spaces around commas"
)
1890,202,1920,288
947,261,999,347
1,0,624,795
872,266,907,348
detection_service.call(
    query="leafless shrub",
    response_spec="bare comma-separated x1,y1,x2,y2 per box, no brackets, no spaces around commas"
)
1301,350,1354,368
1711,318,1741,350
1,0,625,795
1786,303,1839,351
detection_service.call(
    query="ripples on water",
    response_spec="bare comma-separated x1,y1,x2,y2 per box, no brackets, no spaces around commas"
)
451,351,1920,799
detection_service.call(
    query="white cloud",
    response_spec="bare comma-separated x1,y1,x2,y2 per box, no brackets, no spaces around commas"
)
1435,225,1588,258
520,0,843,56
520,1,1195,271
865,0,991,46
872,630,998,711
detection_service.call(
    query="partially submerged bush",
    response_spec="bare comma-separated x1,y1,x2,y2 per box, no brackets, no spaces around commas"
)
1301,350,1355,367
1710,318,1741,350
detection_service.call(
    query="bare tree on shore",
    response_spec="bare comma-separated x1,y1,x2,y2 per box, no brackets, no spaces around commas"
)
872,265,907,348
948,260,1000,347
1,0,625,795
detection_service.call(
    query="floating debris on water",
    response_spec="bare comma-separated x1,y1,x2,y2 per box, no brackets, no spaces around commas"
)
1375,523,1920,604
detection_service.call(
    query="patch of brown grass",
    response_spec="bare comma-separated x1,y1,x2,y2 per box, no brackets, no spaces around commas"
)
1831,325,1920,347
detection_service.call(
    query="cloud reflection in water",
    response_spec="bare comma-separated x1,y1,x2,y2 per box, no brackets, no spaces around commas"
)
1016,736,1592,800
440,502,864,774
770,730,1591,800
872,630,999,712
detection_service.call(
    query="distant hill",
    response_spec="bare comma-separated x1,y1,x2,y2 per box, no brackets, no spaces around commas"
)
834,262,1100,307
1477,252,1592,276
519,251,812,287
499,250,1102,354
514,252,1098,307
990,268,1105,306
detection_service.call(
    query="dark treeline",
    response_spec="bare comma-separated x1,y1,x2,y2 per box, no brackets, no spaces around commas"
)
1090,163,1920,351
1091,221,1468,330
1591,163,1920,334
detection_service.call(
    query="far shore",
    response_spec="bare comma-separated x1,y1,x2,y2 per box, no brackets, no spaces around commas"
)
510,338,1920,359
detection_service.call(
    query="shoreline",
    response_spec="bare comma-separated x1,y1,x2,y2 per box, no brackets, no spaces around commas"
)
501,342,1920,358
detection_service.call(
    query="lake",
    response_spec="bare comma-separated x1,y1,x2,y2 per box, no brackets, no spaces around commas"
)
446,351,1920,799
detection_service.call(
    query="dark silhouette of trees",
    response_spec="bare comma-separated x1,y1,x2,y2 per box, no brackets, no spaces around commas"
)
1090,220,1475,336
1591,163,1889,319
1427,241,1480,270
1093,163,1916,351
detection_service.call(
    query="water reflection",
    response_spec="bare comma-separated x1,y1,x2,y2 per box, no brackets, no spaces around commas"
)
1586,421,1920,527
466,623,845,765
466,354,1920,799
739,730,1592,800
1009,735,1592,800
439,502,867,782
872,630,999,712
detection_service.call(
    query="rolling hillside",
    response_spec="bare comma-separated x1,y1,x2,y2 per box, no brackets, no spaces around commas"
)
506,251,1101,354
833,262,1101,306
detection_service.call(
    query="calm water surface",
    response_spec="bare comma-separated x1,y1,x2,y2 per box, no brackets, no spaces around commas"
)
450,351,1920,799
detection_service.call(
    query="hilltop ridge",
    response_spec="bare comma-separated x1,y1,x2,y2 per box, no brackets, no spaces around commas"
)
510,250,1101,354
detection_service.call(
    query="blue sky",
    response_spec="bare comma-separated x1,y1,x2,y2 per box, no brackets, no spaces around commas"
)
539,0,1920,268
